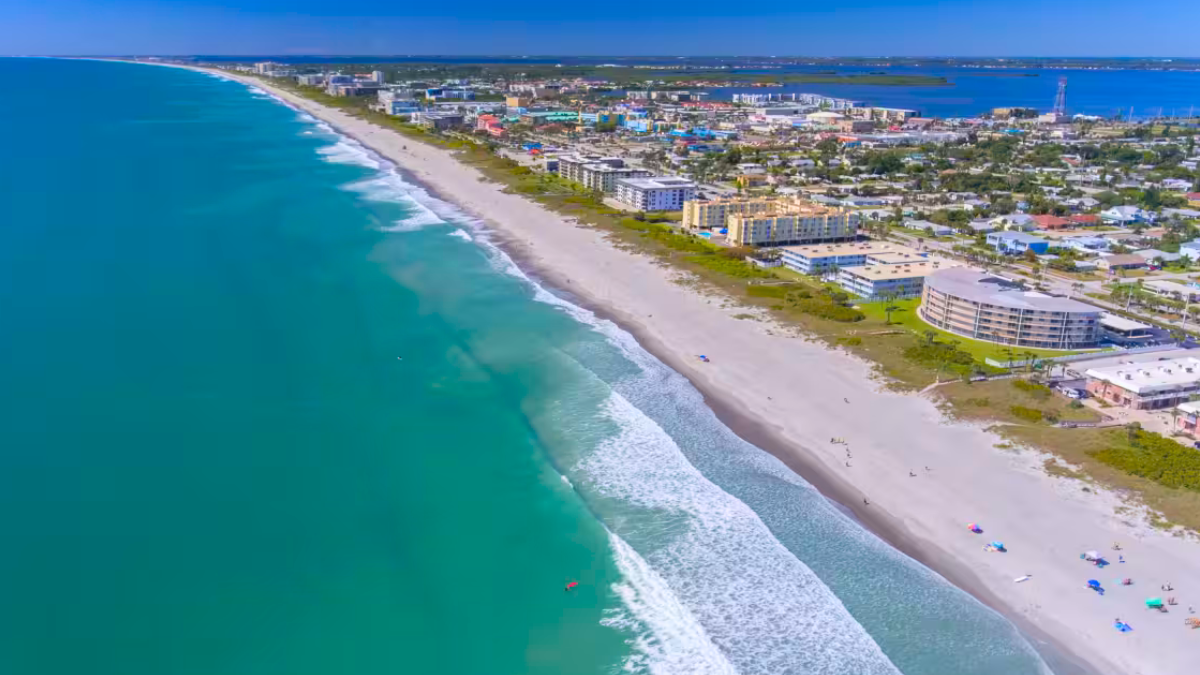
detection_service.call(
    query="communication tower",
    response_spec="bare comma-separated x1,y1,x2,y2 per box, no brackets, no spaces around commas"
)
1052,77,1067,117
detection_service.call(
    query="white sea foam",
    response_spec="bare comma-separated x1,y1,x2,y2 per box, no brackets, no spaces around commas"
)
224,77,907,672
581,394,900,675
604,533,739,675
316,140,382,169
448,229,473,242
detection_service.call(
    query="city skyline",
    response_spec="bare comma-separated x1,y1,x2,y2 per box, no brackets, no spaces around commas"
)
4,0,1200,58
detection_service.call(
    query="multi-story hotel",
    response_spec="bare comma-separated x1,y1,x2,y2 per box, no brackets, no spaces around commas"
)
725,204,859,247
614,177,697,211
919,268,1101,350
682,196,781,230
837,260,949,301
556,155,652,193
780,241,924,275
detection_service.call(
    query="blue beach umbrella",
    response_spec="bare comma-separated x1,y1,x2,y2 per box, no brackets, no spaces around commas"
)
1087,579,1101,589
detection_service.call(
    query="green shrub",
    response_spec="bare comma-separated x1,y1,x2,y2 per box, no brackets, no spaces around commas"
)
746,285,790,299
903,341,974,369
1068,400,1084,409
509,165,533,176
1012,379,1052,400
1090,431,1200,491
684,255,776,279
1010,405,1044,423
838,336,863,346
964,397,990,407
791,297,865,322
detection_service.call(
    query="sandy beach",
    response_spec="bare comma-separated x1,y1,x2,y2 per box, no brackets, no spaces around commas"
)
202,67,1200,675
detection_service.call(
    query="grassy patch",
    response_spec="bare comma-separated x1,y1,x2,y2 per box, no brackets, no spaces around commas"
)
938,378,1101,425
1001,426,1200,532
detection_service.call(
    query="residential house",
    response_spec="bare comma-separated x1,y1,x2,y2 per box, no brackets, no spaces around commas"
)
1100,205,1149,225
990,214,1037,231
966,219,998,234
986,231,1049,255
1032,214,1073,230
903,219,953,236
1133,249,1181,265
1096,254,1147,274
1179,240,1200,262
1067,214,1100,227
1187,192,1200,208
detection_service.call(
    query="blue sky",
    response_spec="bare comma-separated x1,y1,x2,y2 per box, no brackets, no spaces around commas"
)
3,0,1198,57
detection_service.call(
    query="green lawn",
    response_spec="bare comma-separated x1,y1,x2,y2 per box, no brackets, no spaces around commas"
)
857,298,1094,362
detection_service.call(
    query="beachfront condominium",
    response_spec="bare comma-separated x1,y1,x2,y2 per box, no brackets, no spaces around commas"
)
556,155,652,193
682,196,780,230
837,260,950,301
919,268,1101,350
780,242,924,276
614,177,697,212
725,204,859,247
1085,357,1200,410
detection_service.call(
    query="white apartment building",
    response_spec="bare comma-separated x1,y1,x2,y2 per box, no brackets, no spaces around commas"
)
837,260,948,301
614,177,697,211
780,242,923,275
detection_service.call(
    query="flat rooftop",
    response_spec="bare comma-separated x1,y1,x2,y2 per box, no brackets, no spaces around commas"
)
842,260,948,280
617,176,696,190
867,251,928,265
924,267,1100,314
1100,312,1153,332
1085,356,1200,394
780,241,919,259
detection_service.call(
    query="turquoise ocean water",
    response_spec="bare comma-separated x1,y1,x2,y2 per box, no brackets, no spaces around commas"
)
0,58,1053,675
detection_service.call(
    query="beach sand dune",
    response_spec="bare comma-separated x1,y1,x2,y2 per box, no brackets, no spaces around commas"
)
202,67,1200,675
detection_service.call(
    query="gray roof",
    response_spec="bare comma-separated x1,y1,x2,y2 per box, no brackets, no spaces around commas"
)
924,268,1100,313
989,231,1046,244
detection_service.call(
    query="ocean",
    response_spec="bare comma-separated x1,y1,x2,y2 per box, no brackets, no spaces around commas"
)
0,57,1052,675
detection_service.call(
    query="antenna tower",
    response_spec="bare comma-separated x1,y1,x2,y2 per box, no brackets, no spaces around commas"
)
1052,77,1067,116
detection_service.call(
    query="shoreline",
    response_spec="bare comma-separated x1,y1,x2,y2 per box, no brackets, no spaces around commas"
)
496,229,1096,675
151,61,1200,675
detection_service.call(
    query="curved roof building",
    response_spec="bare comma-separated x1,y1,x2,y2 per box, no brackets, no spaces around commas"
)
919,268,1101,350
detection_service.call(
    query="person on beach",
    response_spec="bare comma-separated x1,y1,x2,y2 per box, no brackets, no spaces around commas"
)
863,498,870,505
909,471,916,477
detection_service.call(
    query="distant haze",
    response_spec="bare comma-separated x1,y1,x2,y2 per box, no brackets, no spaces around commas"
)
4,0,1200,57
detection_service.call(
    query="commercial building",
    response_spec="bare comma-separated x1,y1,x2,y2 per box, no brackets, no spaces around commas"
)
682,196,780,230
413,112,464,130
726,204,859,247
987,231,1050,255
614,177,697,212
296,73,326,86
556,155,651,193
1173,400,1200,437
837,260,950,301
1099,313,1156,346
919,268,1101,350
1085,357,1200,410
780,241,923,275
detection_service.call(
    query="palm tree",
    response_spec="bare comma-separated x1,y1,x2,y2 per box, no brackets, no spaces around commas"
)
883,293,901,325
